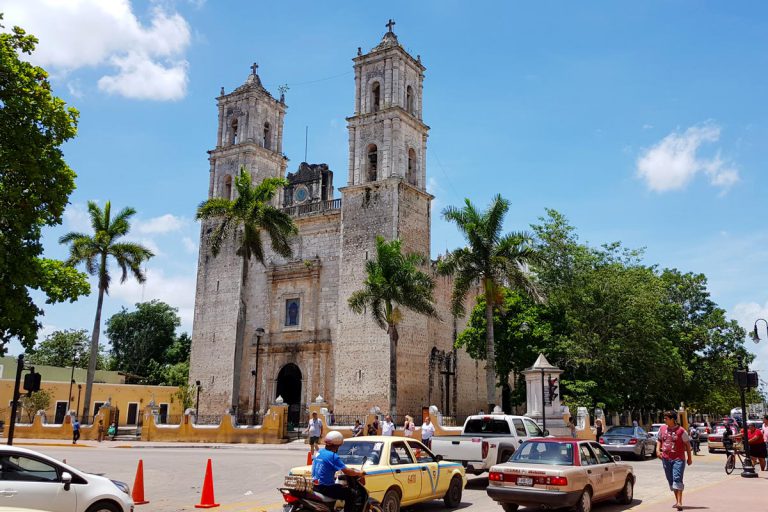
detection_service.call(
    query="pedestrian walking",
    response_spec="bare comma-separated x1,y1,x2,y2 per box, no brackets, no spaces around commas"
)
594,418,603,442
72,418,81,444
97,420,105,443
403,415,415,437
656,410,693,511
421,416,435,448
304,412,323,453
367,418,379,435
746,423,766,471
688,424,700,455
381,415,395,436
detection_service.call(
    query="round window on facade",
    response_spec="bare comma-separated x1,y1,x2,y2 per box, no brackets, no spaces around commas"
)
294,186,308,203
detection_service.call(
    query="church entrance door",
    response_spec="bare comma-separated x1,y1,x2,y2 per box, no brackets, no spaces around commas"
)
276,363,302,428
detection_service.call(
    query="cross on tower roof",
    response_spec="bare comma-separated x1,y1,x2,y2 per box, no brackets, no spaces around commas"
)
386,19,395,33
251,62,259,76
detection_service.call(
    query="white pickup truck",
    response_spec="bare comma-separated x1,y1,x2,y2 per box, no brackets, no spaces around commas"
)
430,414,547,475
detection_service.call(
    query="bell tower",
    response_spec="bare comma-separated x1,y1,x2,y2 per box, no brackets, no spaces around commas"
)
335,22,434,414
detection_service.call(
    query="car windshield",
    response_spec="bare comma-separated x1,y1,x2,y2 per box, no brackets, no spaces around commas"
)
650,425,662,432
605,427,635,436
510,441,574,466
336,441,382,465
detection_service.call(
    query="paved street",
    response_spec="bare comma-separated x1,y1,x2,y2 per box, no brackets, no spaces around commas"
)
19,439,768,512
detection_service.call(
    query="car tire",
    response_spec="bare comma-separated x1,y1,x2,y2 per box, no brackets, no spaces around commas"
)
708,447,714,454
574,488,592,512
86,501,122,512
443,476,463,508
381,489,401,512
501,504,519,512
617,477,633,505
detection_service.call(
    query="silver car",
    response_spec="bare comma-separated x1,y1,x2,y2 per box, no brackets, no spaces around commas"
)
600,426,657,459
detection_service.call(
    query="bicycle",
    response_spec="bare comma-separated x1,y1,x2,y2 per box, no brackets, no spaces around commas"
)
724,442,752,475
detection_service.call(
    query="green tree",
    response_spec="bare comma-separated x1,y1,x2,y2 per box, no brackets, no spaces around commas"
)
196,167,297,409
106,300,186,383
59,201,153,421
439,195,542,411
0,16,89,351
26,328,105,369
21,389,52,423
348,236,439,417
174,383,196,411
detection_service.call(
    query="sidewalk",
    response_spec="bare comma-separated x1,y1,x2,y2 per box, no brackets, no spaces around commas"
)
10,438,311,450
637,472,768,510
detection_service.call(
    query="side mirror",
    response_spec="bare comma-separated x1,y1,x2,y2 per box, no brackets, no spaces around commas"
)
435,454,443,462
613,456,622,462
542,430,550,437
62,471,72,491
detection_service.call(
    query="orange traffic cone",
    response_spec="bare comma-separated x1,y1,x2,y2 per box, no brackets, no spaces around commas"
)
132,459,149,505
195,458,220,509
306,450,313,465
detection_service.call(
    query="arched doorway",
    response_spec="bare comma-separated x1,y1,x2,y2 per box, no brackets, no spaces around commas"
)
276,363,302,427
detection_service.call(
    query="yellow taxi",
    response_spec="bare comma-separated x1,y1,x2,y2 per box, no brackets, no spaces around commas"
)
288,436,466,512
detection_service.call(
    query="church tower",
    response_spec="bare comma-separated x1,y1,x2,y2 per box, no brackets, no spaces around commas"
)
190,65,288,413
335,22,434,414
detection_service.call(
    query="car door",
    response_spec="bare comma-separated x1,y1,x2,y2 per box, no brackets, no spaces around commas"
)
590,442,622,494
0,452,77,512
406,440,441,499
389,441,422,504
578,443,609,500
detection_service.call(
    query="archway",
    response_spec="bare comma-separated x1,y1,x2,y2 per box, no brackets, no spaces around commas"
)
276,363,302,427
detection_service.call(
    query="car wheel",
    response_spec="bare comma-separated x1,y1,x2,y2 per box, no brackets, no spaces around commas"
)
708,447,714,454
381,489,400,512
501,504,519,512
574,488,592,512
86,501,122,512
443,476,463,508
617,478,633,505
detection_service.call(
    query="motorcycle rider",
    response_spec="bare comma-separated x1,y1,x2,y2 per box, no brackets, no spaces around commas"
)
312,431,366,512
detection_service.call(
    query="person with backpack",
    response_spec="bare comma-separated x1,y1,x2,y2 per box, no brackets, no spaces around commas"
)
688,425,700,455
656,410,693,511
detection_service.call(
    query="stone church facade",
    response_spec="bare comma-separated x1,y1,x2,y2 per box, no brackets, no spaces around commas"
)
190,26,488,423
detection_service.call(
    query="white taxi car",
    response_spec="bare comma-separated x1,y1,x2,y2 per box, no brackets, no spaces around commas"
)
0,446,133,512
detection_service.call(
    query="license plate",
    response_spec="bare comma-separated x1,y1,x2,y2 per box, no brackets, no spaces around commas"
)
517,477,533,487
609,440,621,445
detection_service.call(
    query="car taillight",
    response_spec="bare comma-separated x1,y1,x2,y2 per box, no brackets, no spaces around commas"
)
482,441,489,459
706,428,710,434
599,437,605,444
489,471,503,482
628,438,638,445
544,476,568,486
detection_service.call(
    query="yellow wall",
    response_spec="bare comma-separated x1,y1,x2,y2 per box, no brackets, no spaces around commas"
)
1,379,182,426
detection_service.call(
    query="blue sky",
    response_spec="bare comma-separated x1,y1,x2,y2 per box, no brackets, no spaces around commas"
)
5,1,768,378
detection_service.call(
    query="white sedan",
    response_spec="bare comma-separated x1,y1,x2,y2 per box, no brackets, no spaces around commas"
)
0,446,134,512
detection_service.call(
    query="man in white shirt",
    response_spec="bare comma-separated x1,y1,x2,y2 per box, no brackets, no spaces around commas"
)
421,417,436,448
381,415,395,436
305,412,324,453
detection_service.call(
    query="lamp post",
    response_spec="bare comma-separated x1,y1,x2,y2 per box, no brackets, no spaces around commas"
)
252,327,264,425
76,384,82,421
195,380,202,422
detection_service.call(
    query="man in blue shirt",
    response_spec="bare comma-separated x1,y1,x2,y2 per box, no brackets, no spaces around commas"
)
312,431,364,512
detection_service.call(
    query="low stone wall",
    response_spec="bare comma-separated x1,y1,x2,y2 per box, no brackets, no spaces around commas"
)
140,404,288,443
7,407,112,441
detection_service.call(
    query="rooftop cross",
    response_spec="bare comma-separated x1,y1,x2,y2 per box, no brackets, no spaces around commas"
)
386,19,395,33
251,62,259,76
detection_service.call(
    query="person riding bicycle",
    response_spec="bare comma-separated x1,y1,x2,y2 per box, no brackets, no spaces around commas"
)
722,425,734,454
311,431,365,512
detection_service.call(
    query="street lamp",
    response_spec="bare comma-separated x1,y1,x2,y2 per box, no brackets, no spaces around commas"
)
252,327,264,425
734,319,763,479
195,380,202,422
76,384,82,422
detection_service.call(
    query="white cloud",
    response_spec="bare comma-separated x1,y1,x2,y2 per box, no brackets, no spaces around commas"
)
636,123,739,192
3,0,191,101
182,236,198,254
134,214,187,234
63,203,93,232
110,267,196,331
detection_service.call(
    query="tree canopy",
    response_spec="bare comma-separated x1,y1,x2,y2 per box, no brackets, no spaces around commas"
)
26,328,105,370
0,15,89,351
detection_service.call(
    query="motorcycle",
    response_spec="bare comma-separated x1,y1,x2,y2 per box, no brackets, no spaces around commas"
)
280,473,382,512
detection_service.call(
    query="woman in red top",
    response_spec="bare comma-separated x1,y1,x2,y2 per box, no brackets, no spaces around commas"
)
747,423,767,470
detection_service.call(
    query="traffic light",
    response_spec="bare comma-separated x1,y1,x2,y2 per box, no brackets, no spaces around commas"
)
548,376,559,404
23,369,41,395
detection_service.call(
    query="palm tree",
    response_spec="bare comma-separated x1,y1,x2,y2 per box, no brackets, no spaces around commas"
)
196,167,297,410
348,236,439,418
60,201,154,422
439,195,542,412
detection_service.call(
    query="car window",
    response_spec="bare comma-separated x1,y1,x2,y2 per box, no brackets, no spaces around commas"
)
390,442,415,465
590,443,614,464
464,418,511,434
510,441,573,466
406,441,435,463
637,428,646,435
0,455,59,482
523,419,543,436
512,419,526,436
605,426,635,436
579,444,598,466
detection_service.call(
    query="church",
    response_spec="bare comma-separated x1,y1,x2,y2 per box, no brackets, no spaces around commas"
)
189,23,488,424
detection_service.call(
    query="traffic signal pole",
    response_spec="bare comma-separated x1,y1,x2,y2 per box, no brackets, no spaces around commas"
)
7,354,25,445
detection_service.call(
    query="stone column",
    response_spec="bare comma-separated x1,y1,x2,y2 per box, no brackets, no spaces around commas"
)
522,353,567,436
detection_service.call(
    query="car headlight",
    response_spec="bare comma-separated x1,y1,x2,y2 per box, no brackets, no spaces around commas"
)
111,479,131,495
